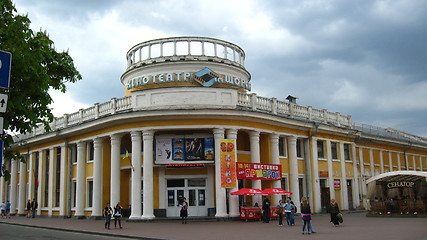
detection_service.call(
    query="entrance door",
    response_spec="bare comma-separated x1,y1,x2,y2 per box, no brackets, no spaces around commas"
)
166,178,207,217
347,180,354,210
320,179,330,212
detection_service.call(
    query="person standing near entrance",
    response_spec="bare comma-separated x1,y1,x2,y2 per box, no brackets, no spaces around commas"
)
276,200,284,226
284,198,295,226
0,201,6,218
103,202,113,229
179,197,188,224
329,198,340,226
6,201,11,218
31,198,38,218
26,200,32,218
262,196,271,223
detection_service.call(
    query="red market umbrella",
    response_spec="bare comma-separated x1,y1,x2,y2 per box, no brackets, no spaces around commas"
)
262,188,292,196
230,188,263,196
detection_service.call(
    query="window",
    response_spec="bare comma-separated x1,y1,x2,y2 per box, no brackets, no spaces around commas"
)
71,145,77,164
331,142,338,160
167,179,185,187
72,181,77,208
281,177,288,202
87,180,93,208
317,140,325,159
88,142,94,162
44,150,50,207
55,147,61,207
279,137,287,157
296,139,303,158
344,144,351,161
298,178,304,202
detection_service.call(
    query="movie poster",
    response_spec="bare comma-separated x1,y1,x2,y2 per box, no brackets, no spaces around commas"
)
185,138,204,160
156,138,172,162
220,139,237,188
204,138,214,160
172,138,185,161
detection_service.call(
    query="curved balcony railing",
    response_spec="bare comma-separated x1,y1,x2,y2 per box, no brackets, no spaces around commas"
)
125,36,246,70
15,91,369,142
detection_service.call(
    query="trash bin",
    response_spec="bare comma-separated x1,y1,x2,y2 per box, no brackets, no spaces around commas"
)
208,208,216,216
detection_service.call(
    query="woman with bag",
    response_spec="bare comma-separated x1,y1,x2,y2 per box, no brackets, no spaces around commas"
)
301,198,313,234
276,200,284,226
114,202,123,229
284,199,295,226
179,197,188,224
329,198,341,226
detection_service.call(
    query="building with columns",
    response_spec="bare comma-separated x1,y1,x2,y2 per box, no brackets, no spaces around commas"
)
2,36,427,219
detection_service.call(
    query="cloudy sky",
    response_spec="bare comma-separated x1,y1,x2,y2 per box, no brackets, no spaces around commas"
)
13,0,427,137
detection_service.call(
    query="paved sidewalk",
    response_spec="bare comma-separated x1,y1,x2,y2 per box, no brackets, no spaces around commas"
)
1,212,426,240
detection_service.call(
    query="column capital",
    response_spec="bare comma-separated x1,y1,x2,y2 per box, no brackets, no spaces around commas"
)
226,129,238,139
248,130,260,137
110,133,124,142
269,133,280,142
77,141,87,148
142,130,155,140
93,137,104,146
213,128,225,136
287,135,297,143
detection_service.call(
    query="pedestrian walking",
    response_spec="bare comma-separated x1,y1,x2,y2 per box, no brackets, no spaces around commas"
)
262,196,271,223
300,197,316,233
329,198,340,226
276,200,284,226
6,201,11,218
301,198,313,234
31,199,38,218
26,200,32,218
289,197,296,225
103,202,113,229
284,198,295,226
0,201,6,218
114,202,123,229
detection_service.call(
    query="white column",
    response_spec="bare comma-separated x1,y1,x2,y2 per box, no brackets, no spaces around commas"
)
92,138,103,217
18,157,27,215
75,141,86,217
10,159,18,214
249,131,262,205
288,136,300,209
419,156,423,171
130,131,142,219
339,142,348,210
397,153,401,170
59,145,67,216
270,133,281,205
304,139,313,208
214,128,228,218
27,153,34,201
226,129,239,217
110,134,122,208
380,150,384,173
311,137,321,213
326,140,335,200
142,130,155,219
352,144,360,209
48,148,54,216
369,149,375,176
359,148,367,208
37,151,42,215
389,152,393,172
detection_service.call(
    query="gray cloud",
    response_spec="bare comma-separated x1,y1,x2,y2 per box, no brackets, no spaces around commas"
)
13,0,427,137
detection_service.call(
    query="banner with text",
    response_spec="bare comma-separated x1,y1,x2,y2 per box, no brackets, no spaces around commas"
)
236,162,282,180
220,139,237,188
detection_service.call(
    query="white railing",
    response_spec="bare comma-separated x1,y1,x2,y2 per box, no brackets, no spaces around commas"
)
126,36,246,70
236,92,353,128
16,92,354,141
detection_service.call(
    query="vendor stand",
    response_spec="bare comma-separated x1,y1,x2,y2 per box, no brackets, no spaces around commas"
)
230,188,264,221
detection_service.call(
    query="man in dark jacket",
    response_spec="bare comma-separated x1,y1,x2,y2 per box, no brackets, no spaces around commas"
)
262,196,271,223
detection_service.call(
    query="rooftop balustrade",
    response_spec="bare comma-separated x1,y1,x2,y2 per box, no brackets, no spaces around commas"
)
125,37,246,71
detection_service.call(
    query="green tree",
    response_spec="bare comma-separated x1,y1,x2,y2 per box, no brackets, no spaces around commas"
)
0,0,81,180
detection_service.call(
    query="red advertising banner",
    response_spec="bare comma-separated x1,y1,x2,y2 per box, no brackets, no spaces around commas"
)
334,179,341,190
236,162,282,180
220,139,237,188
